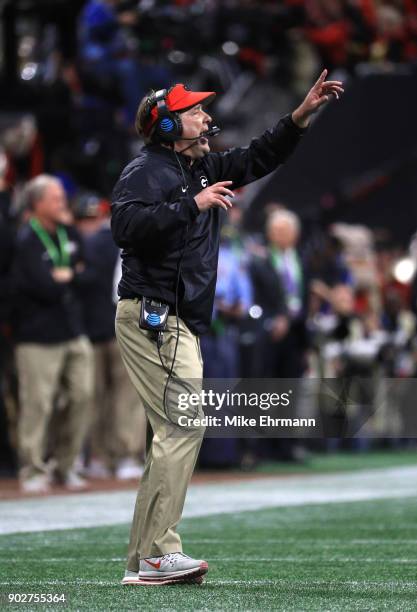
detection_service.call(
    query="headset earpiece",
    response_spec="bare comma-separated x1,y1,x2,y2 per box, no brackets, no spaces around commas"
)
153,89,183,142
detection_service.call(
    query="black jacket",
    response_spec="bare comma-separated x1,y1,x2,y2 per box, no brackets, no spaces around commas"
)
81,223,119,343
249,249,310,321
249,248,310,375
249,254,288,321
111,114,306,335
12,223,86,343
0,191,15,326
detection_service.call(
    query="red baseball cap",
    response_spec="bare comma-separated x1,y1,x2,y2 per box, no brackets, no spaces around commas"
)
145,83,216,135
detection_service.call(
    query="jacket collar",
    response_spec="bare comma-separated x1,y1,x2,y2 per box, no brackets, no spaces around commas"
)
145,143,195,169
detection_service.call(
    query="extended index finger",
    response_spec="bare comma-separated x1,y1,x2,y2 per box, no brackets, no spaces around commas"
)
314,69,328,87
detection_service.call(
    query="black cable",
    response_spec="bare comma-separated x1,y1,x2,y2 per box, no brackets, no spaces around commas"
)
157,150,199,424
160,250,183,424
178,140,201,155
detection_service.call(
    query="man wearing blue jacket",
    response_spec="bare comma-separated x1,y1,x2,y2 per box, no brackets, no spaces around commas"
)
112,72,343,586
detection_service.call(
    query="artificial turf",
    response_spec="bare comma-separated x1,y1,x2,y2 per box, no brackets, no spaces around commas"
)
254,448,417,475
0,495,416,611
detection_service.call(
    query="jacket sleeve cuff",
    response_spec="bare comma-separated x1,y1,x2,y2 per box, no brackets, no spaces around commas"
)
282,113,309,135
187,194,201,219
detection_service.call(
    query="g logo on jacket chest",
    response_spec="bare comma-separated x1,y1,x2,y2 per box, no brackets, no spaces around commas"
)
200,176,208,188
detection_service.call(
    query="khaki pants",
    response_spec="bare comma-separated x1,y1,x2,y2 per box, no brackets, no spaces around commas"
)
89,339,146,468
17,336,94,481
115,298,205,570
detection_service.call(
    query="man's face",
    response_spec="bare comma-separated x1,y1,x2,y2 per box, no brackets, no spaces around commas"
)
268,219,299,250
174,104,212,160
35,182,68,224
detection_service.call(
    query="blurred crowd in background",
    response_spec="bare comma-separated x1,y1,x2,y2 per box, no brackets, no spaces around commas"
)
1,0,417,491
2,0,417,194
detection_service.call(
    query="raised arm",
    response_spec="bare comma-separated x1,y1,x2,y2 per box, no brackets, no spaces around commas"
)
206,69,343,188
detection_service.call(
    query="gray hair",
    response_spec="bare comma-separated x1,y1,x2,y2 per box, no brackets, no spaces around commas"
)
20,174,61,211
266,209,300,234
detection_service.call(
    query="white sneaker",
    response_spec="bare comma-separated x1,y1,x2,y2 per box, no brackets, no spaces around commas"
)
121,553,208,585
115,458,144,481
73,455,87,476
86,459,112,480
63,470,88,491
20,474,51,494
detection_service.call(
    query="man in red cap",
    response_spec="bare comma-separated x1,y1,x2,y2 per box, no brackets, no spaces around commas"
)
112,73,343,586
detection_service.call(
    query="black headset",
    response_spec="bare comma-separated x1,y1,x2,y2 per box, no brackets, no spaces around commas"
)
146,87,220,145
146,88,183,142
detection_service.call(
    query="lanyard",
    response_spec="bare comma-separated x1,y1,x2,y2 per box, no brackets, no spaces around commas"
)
270,247,302,290
30,218,70,268
270,247,303,316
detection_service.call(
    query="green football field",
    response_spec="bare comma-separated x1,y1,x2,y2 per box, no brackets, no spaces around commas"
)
1,494,416,611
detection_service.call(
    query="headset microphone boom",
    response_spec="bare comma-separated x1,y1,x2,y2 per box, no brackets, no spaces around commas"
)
178,126,221,154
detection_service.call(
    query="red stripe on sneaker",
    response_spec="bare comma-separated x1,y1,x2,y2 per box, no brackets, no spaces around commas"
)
144,559,161,569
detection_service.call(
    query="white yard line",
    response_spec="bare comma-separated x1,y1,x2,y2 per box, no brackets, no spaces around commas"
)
0,557,416,564
0,466,416,535
0,579,416,589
